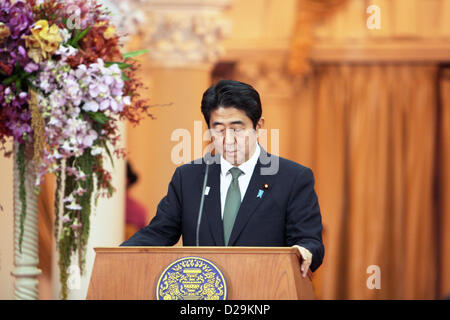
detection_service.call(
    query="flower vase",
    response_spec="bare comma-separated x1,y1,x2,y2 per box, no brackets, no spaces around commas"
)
11,141,41,300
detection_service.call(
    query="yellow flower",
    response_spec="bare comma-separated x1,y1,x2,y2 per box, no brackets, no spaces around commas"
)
0,22,11,43
25,20,63,62
103,25,116,40
25,35,42,63
96,21,108,27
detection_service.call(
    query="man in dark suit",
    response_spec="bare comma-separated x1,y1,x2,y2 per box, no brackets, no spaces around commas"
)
121,80,324,276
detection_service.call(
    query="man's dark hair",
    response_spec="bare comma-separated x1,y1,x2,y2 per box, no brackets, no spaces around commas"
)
201,80,262,129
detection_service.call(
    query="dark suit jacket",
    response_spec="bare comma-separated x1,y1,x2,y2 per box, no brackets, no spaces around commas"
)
121,147,325,272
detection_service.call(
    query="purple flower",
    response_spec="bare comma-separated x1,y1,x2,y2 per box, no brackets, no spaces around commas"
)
66,203,82,211
109,98,119,112
61,215,72,224
18,91,28,99
63,195,74,203
70,222,83,230
6,121,31,140
26,54,129,185
99,99,109,110
90,146,102,156
123,96,131,105
83,101,99,112
0,83,32,143
75,187,87,196
88,83,101,98
75,171,87,181
82,129,98,147
66,167,78,177
24,62,38,73
7,1,33,39
0,0,36,75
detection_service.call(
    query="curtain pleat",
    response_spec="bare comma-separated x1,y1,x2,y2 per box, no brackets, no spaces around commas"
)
292,64,439,299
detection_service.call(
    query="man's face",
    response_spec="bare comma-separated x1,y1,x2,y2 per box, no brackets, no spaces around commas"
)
209,106,263,165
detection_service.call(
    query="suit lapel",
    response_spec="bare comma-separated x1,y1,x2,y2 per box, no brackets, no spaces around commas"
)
227,148,277,246
200,162,225,246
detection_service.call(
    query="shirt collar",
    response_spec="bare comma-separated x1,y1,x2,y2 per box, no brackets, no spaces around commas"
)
220,144,261,178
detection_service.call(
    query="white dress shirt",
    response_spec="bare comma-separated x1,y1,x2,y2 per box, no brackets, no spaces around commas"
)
220,144,261,219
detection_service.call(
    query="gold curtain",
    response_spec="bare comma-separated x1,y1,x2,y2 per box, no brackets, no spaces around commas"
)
288,0,348,76
292,64,442,299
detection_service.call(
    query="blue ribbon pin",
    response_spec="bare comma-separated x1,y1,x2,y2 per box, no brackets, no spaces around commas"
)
257,189,264,198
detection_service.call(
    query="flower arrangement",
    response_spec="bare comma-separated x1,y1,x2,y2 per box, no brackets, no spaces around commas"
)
0,0,150,299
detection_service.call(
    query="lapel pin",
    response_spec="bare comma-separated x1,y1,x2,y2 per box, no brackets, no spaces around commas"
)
205,186,210,195
257,189,264,198
263,183,269,190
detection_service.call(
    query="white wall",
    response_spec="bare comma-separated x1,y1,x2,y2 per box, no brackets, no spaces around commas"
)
0,140,14,299
52,121,126,300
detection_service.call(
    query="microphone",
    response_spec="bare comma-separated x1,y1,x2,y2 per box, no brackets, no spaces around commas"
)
196,154,212,246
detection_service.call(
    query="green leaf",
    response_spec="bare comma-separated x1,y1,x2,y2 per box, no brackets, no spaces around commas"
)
107,185,114,197
122,49,149,60
2,74,18,85
101,140,115,169
70,26,91,48
86,111,109,124
25,78,38,92
121,73,130,81
104,62,132,70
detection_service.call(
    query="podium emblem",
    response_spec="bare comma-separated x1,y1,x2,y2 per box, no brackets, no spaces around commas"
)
156,256,227,300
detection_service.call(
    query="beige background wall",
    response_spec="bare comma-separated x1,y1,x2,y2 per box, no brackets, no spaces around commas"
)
0,141,14,299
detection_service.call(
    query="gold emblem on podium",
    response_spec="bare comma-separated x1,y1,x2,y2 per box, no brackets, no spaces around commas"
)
156,256,227,300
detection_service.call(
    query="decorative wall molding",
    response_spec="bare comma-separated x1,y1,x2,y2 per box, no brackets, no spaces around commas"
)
309,40,450,63
142,0,232,67
224,49,300,99
102,0,147,40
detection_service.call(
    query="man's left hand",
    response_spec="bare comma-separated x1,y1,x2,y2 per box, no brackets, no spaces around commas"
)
293,245,312,278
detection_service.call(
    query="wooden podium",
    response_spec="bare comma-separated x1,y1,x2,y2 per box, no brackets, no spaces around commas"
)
87,247,314,300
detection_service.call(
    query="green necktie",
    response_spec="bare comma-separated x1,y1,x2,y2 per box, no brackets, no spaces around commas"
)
223,167,244,246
